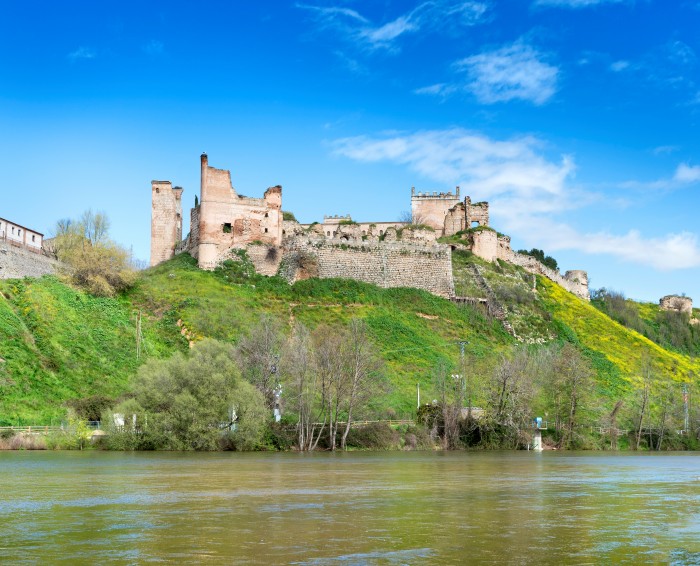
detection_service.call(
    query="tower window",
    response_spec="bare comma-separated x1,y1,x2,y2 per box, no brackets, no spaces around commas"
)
264,228,268,233
223,223,232,233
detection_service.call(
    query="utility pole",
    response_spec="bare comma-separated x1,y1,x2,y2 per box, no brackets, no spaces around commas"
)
459,341,469,417
417,382,420,409
683,383,689,434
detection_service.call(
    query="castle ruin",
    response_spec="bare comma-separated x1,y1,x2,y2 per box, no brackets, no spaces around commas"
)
150,154,590,301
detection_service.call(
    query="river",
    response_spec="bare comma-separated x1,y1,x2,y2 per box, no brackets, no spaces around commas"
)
0,451,699,564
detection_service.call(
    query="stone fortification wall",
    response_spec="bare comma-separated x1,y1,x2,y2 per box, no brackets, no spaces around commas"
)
0,242,59,280
470,230,498,262
508,251,589,300
281,236,454,298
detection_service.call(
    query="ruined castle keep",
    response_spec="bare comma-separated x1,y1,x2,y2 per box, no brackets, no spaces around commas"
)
411,187,489,236
150,154,589,300
151,153,282,269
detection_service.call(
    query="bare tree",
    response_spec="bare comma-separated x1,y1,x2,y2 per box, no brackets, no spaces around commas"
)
80,209,110,245
313,327,347,451
433,360,464,449
486,348,535,448
634,358,653,450
282,323,327,451
339,319,384,450
237,315,285,409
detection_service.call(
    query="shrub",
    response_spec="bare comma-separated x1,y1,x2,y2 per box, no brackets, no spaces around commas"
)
345,422,399,449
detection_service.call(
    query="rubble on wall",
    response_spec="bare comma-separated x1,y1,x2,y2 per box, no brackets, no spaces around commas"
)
659,295,693,315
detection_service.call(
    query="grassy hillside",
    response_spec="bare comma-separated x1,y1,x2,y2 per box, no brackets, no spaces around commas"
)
0,254,509,424
1,251,698,425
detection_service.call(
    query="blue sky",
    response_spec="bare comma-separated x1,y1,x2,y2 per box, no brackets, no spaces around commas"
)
1,0,699,302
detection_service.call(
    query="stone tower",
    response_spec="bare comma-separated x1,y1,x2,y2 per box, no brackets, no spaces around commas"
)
150,181,183,266
410,187,461,233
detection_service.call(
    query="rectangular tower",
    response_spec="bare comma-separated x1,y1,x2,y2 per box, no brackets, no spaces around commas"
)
150,181,183,266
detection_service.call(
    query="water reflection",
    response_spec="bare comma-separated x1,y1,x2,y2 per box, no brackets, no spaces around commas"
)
0,451,699,564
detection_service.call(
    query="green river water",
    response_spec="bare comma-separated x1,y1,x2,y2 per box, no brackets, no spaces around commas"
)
0,451,699,564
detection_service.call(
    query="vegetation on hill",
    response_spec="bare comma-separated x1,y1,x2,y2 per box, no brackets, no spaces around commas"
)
591,288,700,357
517,248,559,271
2,249,699,451
51,210,137,297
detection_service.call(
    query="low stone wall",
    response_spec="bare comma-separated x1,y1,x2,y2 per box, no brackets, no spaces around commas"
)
281,236,454,298
507,252,589,300
0,242,59,280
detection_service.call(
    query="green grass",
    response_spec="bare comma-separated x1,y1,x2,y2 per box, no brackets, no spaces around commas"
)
2,250,698,425
0,254,510,423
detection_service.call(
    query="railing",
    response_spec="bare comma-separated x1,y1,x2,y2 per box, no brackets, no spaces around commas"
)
0,425,64,434
0,422,101,434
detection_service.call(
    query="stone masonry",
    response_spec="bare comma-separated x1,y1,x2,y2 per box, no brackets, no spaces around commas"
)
150,181,183,266
0,241,59,280
281,235,454,298
150,154,283,269
150,154,590,302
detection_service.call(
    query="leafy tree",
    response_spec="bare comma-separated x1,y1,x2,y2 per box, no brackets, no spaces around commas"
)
109,339,267,450
517,248,559,271
52,210,136,297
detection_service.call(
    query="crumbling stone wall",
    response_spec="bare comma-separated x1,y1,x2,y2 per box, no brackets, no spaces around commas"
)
470,229,498,262
196,154,282,270
466,197,489,227
150,154,283,270
492,234,589,300
0,242,59,279
282,236,454,297
660,295,693,315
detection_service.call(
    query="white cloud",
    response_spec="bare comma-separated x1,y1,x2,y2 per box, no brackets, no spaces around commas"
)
534,0,627,7
297,1,489,51
333,128,573,204
610,60,630,72
332,128,700,270
413,83,458,96
673,163,700,183
455,41,558,104
529,220,700,271
621,162,700,189
67,47,96,61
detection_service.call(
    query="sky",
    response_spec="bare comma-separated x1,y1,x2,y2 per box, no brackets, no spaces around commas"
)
1,0,699,303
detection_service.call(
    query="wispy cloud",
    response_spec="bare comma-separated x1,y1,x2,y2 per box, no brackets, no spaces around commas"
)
534,0,628,7
332,128,700,270
142,39,165,56
67,47,96,61
620,162,700,190
610,60,630,72
652,145,679,155
413,83,458,97
454,41,559,104
297,1,489,52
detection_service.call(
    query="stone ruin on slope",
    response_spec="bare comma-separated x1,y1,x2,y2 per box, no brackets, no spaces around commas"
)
150,154,590,300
